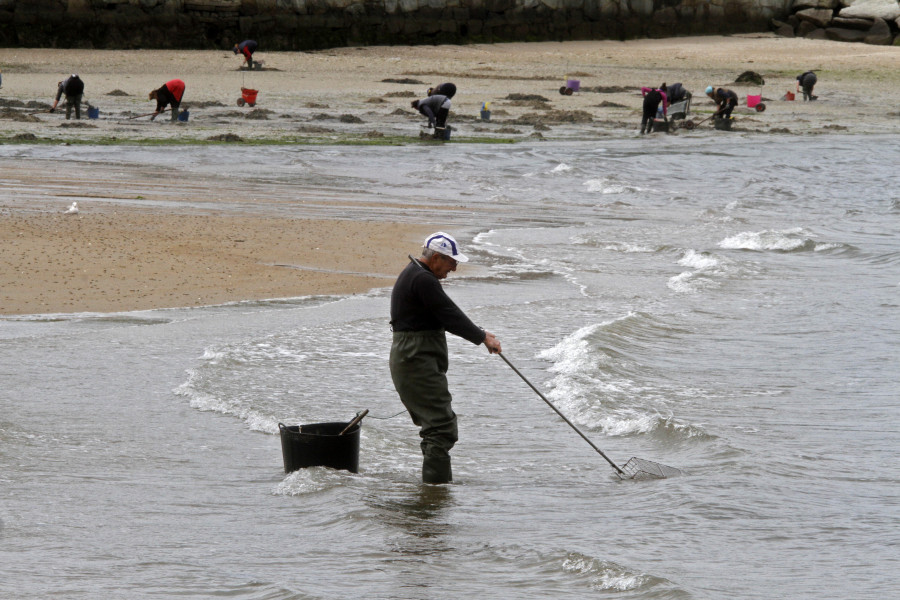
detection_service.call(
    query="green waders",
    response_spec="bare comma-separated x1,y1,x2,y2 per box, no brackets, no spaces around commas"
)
390,330,458,484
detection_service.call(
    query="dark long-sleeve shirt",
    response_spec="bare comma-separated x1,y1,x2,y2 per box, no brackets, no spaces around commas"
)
390,259,486,345
237,40,257,59
416,94,449,122
56,75,84,101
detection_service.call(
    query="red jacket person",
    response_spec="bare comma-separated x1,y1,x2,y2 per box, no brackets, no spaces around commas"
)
149,79,185,122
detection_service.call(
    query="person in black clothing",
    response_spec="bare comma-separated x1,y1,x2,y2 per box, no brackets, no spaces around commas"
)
390,232,502,484
412,94,451,129
428,82,457,99
666,82,691,104
706,86,739,119
50,74,84,120
640,83,667,134
796,71,817,101
234,40,258,70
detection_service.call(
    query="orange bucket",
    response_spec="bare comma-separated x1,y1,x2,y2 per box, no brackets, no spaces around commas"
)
241,87,258,105
747,94,762,108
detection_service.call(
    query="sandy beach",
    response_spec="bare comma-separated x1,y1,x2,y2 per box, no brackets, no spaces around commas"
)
1,35,898,315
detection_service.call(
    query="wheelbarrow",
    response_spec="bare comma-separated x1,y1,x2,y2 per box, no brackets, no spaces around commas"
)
236,87,258,107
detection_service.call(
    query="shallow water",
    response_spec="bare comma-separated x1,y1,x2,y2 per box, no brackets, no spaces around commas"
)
2,136,898,599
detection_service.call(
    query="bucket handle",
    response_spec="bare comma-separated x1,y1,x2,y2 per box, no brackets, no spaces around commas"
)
339,410,369,435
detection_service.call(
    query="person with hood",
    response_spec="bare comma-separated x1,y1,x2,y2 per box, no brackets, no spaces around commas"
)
666,82,691,105
50,74,85,120
706,86,739,119
412,94,451,130
427,82,457,99
233,40,258,70
796,71,817,101
390,232,502,484
149,79,185,122
640,83,667,134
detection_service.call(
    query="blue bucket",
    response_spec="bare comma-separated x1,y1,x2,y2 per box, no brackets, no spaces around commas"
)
87,106,99,119
177,109,189,122
480,110,491,121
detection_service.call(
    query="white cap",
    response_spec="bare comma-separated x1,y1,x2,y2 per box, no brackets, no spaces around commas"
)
424,231,468,263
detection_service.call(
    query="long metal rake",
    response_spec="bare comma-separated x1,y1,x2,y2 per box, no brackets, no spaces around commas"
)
500,353,683,480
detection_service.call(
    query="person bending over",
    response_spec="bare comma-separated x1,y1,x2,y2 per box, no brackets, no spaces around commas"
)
706,86,738,119
412,94,451,129
640,83,668,134
428,83,457,99
234,40,258,70
50,74,84,120
149,79,185,122
796,71,817,101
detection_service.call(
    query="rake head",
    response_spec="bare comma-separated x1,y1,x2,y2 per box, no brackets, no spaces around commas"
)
617,457,684,480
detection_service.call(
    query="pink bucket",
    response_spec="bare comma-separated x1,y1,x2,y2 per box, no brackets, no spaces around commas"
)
747,94,762,108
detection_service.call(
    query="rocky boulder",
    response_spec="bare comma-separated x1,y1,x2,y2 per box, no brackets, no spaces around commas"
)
792,0,838,8
839,0,900,20
796,7,835,26
832,16,878,27
825,25,870,39
864,16,895,42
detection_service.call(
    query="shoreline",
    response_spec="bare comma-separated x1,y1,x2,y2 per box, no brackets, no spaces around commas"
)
2,36,898,315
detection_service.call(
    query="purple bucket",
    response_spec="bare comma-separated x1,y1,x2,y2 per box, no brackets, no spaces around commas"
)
566,79,580,92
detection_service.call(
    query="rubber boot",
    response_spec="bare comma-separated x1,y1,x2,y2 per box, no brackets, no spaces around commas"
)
422,455,452,484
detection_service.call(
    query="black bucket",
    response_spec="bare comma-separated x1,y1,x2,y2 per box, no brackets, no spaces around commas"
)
278,421,360,473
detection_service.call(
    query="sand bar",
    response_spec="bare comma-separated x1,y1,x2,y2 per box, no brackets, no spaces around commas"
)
1,36,898,315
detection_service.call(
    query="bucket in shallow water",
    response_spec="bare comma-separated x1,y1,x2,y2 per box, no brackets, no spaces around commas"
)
87,106,99,119
480,110,491,121
279,421,360,473
714,116,733,131
566,79,580,92
177,110,189,122
784,91,795,101
747,94,762,108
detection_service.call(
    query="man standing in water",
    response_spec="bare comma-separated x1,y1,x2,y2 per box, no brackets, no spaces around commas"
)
390,232,502,484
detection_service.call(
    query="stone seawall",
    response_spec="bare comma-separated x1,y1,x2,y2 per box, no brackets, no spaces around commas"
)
0,0,792,49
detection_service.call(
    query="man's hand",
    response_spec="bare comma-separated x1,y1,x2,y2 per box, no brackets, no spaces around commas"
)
49,107,56,113
483,331,501,354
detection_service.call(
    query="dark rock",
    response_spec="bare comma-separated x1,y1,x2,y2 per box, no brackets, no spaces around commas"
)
339,114,364,123
382,78,424,84
736,71,765,85
207,133,243,142
805,27,829,39
831,17,875,29
864,17,893,44
791,0,838,8
505,93,549,102
796,8,834,27
825,27,869,42
774,24,796,37
797,19,820,36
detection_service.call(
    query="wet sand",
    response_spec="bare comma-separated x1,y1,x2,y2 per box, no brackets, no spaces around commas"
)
1,35,898,315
